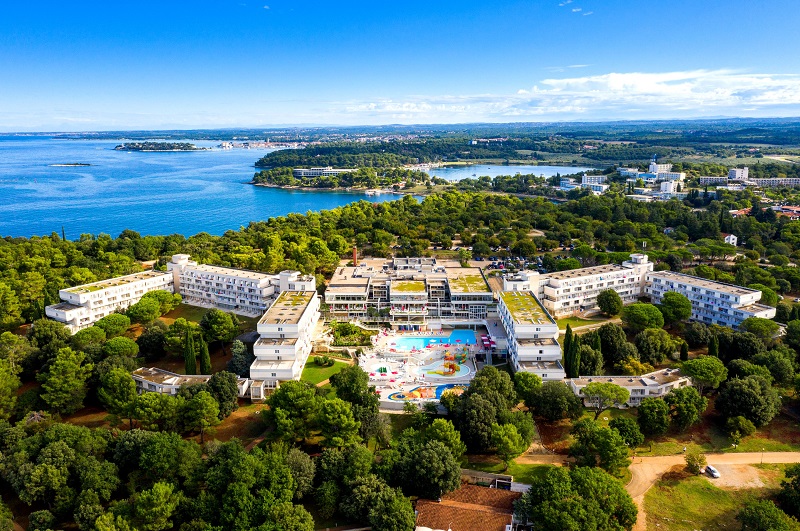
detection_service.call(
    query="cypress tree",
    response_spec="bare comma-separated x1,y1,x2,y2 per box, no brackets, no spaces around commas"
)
570,335,581,378
198,337,211,375
680,341,689,361
184,328,197,375
707,334,719,359
563,324,573,367
592,332,602,353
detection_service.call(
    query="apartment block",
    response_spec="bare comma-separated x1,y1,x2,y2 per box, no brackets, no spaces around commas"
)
168,254,315,316
45,270,174,333
292,166,357,178
699,175,729,185
249,291,321,397
729,167,749,180
324,258,494,329
503,254,653,318
497,291,564,380
581,175,607,185
646,270,776,328
568,368,692,407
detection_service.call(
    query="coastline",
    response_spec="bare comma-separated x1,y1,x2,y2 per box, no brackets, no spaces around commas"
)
250,181,406,195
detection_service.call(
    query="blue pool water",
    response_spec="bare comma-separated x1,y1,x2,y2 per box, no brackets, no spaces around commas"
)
392,329,476,350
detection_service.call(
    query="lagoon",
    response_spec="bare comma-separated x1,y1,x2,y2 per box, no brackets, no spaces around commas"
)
426,163,593,182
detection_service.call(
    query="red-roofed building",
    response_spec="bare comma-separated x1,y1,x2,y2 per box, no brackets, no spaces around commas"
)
415,484,521,531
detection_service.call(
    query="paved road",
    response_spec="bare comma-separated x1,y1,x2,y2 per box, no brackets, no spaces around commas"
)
515,452,800,531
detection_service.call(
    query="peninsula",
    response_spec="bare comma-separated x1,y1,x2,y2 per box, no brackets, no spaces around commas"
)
114,141,205,152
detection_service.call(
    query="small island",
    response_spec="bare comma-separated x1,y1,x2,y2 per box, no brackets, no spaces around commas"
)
115,142,205,152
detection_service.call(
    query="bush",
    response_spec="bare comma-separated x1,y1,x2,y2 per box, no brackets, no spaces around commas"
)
315,356,335,367
726,415,756,438
685,451,707,475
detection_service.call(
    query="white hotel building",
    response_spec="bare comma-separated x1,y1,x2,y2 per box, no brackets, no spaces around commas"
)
249,291,321,398
45,271,174,333
646,271,776,328
504,254,653,319
168,254,315,317
497,291,564,381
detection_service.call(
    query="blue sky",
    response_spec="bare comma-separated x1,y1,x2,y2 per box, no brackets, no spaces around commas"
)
2,0,800,130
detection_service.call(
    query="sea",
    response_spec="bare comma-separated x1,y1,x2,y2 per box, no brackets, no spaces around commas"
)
0,136,592,238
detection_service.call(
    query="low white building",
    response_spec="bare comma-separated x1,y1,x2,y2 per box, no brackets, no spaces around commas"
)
293,166,357,178
660,180,678,194
699,175,729,185
582,182,610,194
619,167,641,177
649,161,673,174
646,270,776,328
568,368,692,407
723,233,738,246
45,271,174,333
497,291,564,381
168,254,315,317
132,367,250,397
249,290,322,397
581,175,607,185
657,171,686,182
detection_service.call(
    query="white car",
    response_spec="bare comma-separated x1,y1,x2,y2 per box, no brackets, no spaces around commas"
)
705,465,720,478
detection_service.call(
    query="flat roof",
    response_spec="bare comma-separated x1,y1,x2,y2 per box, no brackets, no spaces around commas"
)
499,291,554,325
64,270,170,294
517,338,559,347
543,263,627,281
391,279,426,293
447,268,490,293
259,291,315,325
255,337,298,347
251,359,296,370
133,367,212,387
326,267,370,294
517,360,563,371
648,270,759,296
48,301,83,311
571,368,686,387
186,263,271,281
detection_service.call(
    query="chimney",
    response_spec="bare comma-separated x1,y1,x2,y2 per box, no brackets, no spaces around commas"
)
353,246,358,267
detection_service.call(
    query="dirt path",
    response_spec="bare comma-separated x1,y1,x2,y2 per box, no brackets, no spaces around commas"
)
513,452,800,531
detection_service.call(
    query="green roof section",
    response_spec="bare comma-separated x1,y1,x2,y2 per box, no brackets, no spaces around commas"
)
64,271,169,294
500,291,555,325
447,272,490,293
391,280,427,293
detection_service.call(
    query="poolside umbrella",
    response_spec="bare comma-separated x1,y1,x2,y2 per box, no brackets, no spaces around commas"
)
456,339,461,342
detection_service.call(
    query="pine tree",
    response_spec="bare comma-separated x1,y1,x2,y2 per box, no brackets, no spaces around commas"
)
707,334,719,359
198,337,211,374
184,328,197,375
680,341,689,361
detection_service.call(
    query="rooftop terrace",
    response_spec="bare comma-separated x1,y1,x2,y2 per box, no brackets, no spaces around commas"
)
64,270,170,294
571,368,687,387
544,263,627,281
499,291,554,326
186,263,271,281
259,291,315,325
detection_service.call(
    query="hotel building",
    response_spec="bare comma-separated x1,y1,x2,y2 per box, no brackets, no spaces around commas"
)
324,258,494,329
497,291,564,380
646,270,776,328
168,254,315,317
45,271,174,333
249,290,321,398
503,254,653,319
292,167,357,178
132,367,250,397
568,368,692,407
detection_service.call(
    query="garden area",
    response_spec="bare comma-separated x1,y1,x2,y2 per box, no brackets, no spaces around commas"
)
556,314,611,330
330,321,377,347
300,357,349,385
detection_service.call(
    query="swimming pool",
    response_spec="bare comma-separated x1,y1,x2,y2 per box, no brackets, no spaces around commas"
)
391,329,477,351
387,383,468,401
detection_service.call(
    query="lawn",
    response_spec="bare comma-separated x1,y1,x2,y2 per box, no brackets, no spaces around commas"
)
644,465,787,531
556,315,609,330
463,456,554,484
300,360,349,385
160,303,260,332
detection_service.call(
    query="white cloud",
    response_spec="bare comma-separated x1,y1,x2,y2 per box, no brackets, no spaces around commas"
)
558,0,573,5
263,5,269,8
583,11,593,15
323,70,800,123
572,7,582,12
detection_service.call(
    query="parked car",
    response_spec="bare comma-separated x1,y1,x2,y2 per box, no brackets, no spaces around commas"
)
705,465,720,478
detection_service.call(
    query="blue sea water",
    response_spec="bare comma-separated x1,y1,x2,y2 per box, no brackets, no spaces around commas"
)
0,136,404,239
0,136,593,239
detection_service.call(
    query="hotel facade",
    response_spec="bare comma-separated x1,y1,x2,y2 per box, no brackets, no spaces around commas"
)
45,271,174,333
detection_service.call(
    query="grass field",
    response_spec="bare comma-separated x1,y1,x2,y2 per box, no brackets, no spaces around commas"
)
644,465,788,531
463,456,554,484
556,315,609,330
160,303,260,332
300,360,348,385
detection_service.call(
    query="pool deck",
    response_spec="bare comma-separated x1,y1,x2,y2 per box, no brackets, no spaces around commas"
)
362,328,489,407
